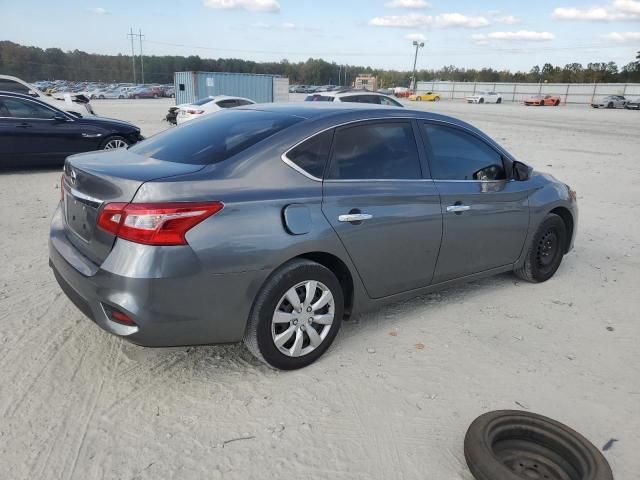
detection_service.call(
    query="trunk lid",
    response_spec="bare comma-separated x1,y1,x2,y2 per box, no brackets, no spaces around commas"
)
62,149,204,265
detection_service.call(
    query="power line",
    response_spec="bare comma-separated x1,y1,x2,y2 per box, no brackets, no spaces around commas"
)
143,38,627,59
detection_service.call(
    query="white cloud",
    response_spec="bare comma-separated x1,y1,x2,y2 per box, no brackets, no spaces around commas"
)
493,15,521,24
602,30,640,41
553,1,640,21
613,0,640,13
87,7,108,15
384,0,432,8
203,0,280,13
404,33,426,41
472,31,555,43
369,12,489,28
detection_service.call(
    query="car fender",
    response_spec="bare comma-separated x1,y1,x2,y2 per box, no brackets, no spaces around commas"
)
513,174,578,269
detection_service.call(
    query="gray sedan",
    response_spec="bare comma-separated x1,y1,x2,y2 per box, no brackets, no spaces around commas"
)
49,104,578,369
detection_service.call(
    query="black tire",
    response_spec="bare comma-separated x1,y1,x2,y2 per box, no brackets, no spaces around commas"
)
464,410,613,480
153,94,159,99
244,259,344,370
479,98,484,104
416,96,422,101
433,96,440,102
514,213,567,283
555,99,560,106
99,135,131,150
496,98,502,104
98,95,105,100
607,102,613,109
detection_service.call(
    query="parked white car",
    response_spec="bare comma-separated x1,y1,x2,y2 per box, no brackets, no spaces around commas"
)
467,91,502,104
176,95,256,124
0,75,95,116
304,90,403,106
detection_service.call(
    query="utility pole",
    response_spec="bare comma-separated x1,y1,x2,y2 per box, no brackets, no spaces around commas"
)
127,28,137,83
138,29,145,84
411,40,425,92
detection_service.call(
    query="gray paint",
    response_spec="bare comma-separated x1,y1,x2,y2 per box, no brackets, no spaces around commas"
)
49,104,578,347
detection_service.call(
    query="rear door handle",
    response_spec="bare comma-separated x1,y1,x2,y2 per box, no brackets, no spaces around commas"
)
338,213,373,222
15,122,32,128
446,205,471,213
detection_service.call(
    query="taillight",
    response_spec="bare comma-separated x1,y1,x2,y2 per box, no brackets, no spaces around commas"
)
60,174,65,201
97,202,224,246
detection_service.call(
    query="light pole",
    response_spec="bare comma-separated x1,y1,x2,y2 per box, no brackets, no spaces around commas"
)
411,40,424,92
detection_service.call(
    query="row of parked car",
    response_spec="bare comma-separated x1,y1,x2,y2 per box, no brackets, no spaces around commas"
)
33,80,175,100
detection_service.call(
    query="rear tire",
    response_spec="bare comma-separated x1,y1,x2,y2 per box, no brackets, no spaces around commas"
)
434,96,440,102
244,259,344,370
416,97,422,101
607,102,613,109
99,95,104,99
479,98,484,104
514,213,567,283
496,98,502,104
554,99,560,106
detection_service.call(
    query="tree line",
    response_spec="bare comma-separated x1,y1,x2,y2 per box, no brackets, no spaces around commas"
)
1,41,639,86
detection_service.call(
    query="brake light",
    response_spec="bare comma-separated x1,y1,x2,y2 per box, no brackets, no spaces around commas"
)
97,202,224,246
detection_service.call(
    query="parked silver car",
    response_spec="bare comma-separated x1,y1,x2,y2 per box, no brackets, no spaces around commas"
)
591,95,627,109
50,104,578,369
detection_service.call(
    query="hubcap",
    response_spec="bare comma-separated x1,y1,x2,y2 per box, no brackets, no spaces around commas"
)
536,229,558,269
271,281,334,358
104,139,128,150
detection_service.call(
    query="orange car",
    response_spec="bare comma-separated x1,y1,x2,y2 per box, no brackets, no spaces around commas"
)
524,94,561,106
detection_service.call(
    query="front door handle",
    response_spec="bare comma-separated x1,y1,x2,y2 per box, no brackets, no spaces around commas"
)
446,204,471,213
338,213,373,223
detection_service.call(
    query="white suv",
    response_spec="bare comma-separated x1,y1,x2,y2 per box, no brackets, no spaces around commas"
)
304,90,403,107
0,75,95,117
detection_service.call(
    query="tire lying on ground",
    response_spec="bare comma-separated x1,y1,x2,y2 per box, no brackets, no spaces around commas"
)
464,410,613,480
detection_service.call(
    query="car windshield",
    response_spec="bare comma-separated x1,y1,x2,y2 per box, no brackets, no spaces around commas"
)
129,109,302,165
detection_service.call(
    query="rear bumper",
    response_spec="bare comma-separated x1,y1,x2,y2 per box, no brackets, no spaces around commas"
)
49,204,268,347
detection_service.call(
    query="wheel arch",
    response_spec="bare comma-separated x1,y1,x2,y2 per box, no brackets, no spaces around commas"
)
549,206,574,253
296,252,355,319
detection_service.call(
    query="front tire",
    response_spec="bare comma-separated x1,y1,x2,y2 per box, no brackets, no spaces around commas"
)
479,98,484,104
607,102,613,109
244,259,344,370
496,98,502,104
515,213,567,283
100,135,131,150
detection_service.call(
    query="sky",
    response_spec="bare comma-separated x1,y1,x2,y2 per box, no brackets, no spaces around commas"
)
3,0,640,72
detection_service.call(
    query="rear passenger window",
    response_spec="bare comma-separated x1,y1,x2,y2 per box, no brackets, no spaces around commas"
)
422,124,505,181
286,130,333,179
328,122,421,180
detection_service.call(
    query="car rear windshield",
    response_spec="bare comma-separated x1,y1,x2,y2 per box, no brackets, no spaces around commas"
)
130,109,301,165
305,95,334,102
191,97,215,106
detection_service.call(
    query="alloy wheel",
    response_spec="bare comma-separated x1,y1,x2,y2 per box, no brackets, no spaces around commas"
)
103,139,128,149
271,281,334,358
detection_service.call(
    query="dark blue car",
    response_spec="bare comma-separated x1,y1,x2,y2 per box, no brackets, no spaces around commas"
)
0,91,142,168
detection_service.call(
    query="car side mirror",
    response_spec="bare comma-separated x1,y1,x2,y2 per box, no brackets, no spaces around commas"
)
512,161,531,181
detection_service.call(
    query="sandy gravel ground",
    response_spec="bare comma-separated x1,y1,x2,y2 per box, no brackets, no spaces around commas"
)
0,97,639,480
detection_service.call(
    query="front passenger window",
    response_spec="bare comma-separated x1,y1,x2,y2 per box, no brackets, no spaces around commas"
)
1,98,57,120
422,124,505,181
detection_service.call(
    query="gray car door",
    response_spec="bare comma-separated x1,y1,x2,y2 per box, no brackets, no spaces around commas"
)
419,122,531,284
321,120,443,299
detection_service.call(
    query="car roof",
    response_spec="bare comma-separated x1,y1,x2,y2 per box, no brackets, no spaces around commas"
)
237,102,475,127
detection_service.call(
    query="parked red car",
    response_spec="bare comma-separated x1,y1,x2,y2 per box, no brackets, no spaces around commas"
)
129,86,164,99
